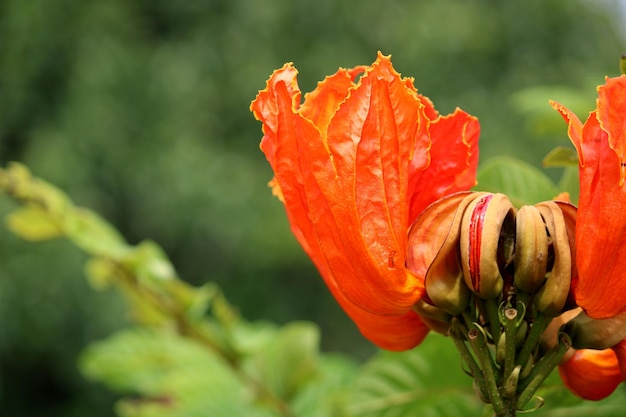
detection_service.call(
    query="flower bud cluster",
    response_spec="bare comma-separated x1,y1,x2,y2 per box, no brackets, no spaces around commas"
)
407,192,578,412
408,192,575,323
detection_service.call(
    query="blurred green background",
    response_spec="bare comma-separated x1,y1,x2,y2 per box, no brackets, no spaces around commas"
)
0,0,624,415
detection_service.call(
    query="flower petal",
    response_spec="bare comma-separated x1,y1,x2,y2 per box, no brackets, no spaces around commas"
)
611,338,626,379
299,69,356,138
598,76,626,186
551,78,626,318
319,52,427,314
329,279,430,351
408,109,480,222
558,348,623,400
251,55,430,348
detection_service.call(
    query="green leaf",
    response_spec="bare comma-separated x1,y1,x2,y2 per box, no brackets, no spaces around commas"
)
64,207,129,258
230,320,279,355
476,156,560,206
5,205,63,241
0,162,72,215
84,257,118,290
124,240,177,286
556,166,580,206
542,146,579,168
291,353,358,417
346,334,484,417
79,327,274,417
510,86,592,138
243,321,320,402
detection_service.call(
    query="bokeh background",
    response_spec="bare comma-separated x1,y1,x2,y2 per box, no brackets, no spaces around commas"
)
1,0,625,415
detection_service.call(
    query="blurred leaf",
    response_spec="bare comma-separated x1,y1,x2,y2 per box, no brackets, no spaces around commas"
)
124,240,177,286
84,257,118,290
542,146,578,168
0,162,72,215
244,321,320,402
291,354,358,417
64,207,129,258
346,334,483,417
556,166,580,206
80,327,274,417
5,205,62,241
230,320,279,355
510,86,593,138
476,156,560,206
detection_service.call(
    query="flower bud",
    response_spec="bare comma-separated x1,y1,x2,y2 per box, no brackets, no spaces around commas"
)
533,202,572,316
496,332,506,364
514,205,549,293
563,310,626,350
413,298,452,324
503,365,522,399
460,193,515,299
423,193,483,315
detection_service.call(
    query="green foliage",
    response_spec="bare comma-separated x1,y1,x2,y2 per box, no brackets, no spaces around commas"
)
509,86,594,139
542,147,580,204
346,334,483,417
80,327,274,417
5,205,63,240
542,147,579,169
0,164,360,417
243,322,320,402
291,354,358,417
475,157,561,206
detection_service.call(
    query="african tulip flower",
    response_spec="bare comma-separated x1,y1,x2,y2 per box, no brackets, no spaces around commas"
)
251,53,479,350
551,76,626,319
558,348,623,401
550,76,626,400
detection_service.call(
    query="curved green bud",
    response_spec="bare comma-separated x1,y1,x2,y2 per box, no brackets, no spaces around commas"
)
514,205,549,293
496,332,506,365
413,298,452,323
516,320,528,347
460,193,515,299
503,365,522,399
520,352,534,379
534,202,572,316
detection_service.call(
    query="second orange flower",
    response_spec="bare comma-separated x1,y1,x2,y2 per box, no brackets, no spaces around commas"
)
251,53,479,350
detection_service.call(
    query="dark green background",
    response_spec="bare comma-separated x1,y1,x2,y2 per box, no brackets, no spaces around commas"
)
0,0,624,415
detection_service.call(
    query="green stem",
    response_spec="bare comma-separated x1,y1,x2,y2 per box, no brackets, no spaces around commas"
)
516,313,551,369
485,298,501,342
450,318,489,402
502,308,518,381
466,322,505,415
516,333,570,410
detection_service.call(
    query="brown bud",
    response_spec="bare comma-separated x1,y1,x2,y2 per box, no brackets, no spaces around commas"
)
423,193,483,315
460,193,515,299
514,205,549,293
563,310,626,350
533,202,572,316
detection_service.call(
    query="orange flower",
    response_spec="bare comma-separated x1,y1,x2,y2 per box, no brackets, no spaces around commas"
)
552,76,626,399
558,348,623,401
251,53,479,350
551,76,626,320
